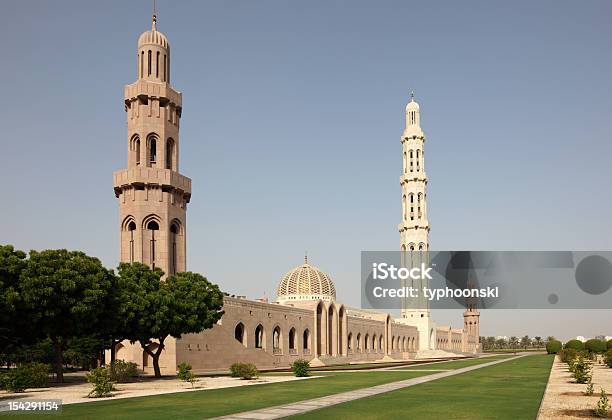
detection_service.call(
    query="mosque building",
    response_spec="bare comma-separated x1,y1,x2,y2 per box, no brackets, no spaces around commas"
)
112,13,479,374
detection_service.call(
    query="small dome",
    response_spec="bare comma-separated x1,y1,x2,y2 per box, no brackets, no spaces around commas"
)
138,16,169,49
406,98,419,112
277,257,336,302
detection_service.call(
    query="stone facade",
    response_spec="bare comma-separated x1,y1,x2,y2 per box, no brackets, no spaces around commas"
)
111,14,480,375
113,14,189,279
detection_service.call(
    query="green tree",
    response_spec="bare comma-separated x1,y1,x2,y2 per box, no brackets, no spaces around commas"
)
130,271,224,377
103,263,163,366
509,336,519,349
534,336,543,348
520,335,531,349
0,245,29,354
19,249,116,382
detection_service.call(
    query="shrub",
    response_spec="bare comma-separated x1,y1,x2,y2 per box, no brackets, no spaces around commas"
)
565,339,585,351
0,363,50,393
109,360,139,383
573,355,593,384
595,388,610,418
605,349,612,368
559,348,578,364
607,340,612,350
546,340,562,354
229,363,259,380
177,362,197,387
86,367,115,398
21,362,50,388
586,339,607,354
586,380,594,396
291,359,310,377
0,369,29,393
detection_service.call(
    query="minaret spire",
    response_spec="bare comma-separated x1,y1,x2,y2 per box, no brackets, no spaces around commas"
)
152,0,157,30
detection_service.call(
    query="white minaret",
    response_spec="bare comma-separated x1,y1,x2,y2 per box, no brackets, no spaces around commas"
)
397,93,435,350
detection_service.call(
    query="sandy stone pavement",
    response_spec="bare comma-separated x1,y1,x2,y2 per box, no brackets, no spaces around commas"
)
539,356,612,419
0,374,317,406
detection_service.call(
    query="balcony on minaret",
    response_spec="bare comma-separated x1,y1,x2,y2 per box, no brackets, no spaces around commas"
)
113,167,191,201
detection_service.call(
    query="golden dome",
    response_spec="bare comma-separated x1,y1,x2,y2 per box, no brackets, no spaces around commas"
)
277,256,336,303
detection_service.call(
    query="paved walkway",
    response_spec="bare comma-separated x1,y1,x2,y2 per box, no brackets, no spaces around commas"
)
213,355,524,419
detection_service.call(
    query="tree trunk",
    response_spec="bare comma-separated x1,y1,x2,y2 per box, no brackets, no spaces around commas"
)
51,337,64,383
110,339,117,365
143,338,166,378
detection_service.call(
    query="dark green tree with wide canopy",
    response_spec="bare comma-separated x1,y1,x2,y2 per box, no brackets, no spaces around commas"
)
19,249,116,382
127,270,224,377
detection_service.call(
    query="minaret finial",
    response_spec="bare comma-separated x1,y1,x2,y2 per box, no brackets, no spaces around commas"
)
152,0,157,30
304,251,308,264
410,90,415,102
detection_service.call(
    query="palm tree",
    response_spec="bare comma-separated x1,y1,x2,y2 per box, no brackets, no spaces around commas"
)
534,336,543,348
520,335,530,349
509,336,519,349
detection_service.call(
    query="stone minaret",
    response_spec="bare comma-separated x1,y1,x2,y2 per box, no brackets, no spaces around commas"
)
398,93,434,350
463,284,481,353
113,13,191,277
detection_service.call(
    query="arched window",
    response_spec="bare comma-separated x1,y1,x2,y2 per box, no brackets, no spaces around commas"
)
140,51,144,78
166,138,174,170
163,54,167,82
402,194,407,221
234,322,245,346
416,149,420,171
273,326,281,353
130,135,141,167
348,333,353,351
128,221,136,263
289,328,296,350
146,220,159,269
147,50,152,76
255,324,264,349
418,193,422,219
356,333,361,351
170,222,180,275
372,334,377,351
147,137,157,166
410,194,414,220
156,51,160,78
365,334,370,351
409,150,414,172
403,151,407,173
379,336,383,352
303,329,310,351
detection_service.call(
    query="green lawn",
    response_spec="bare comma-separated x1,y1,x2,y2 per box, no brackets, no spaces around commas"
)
292,354,554,420
10,355,518,419
393,354,512,370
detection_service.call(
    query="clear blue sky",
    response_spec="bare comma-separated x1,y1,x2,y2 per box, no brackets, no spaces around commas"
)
1,0,611,340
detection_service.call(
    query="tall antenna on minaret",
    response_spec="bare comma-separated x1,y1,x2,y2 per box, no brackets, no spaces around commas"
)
152,0,157,30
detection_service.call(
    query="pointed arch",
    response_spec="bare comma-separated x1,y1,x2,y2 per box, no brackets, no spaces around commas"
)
234,322,246,346
146,134,158,166
165,138,175,170
255,324,264,349
130,134,141,166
